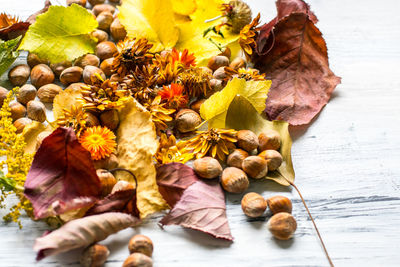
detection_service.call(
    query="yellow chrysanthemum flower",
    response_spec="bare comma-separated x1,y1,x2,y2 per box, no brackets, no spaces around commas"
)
79,126,116,160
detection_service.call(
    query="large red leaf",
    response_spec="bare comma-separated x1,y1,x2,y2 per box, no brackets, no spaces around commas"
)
160,180,233,241
24,127,101,219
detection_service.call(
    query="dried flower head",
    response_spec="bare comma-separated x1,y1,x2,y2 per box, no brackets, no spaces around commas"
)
153,53,181,86
178,67,213,98
79,126,117,161
144,95,175,135
158,83,188,109
56,104,88,137
224,66,266,81
220,0,252,33
155,132,193,164
239,13,261,60
0,13,21,29
171,48,196,69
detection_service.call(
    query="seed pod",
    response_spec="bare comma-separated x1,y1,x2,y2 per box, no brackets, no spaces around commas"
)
30,64,54,88
17,84,37,105
100,57,114,76
266,196,292,214
242,156,268,179
175,109,202,133
258,130,281,151
96,41,117,60
14,118,32,134
80,244,109,267
8,64,30,86
213,66,228,80
92,4,116,16
110,18,127,42
60,66,83,85
10,101,26,121
258,150,283,171
128,234,153,257
27,100,46,123
83,66,106,84
27,53,49,68
241,192,267,218
100,109,119,130
37,84,63,103
96,11,113,32
122,253,153,267
237,129,259,152
267,212,297,240
229,57,246,70
193,157,223,179
96,169,117,197
0,86,8,107
91,29,109,43
227,149,248,169
111,180,135,194
50,61,72,77
221,167,249,193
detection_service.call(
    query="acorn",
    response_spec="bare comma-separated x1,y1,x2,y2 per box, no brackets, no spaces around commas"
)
30,64,54,88
13,118,32,134
37,84,63,103
193,157,223,179
100,109,119,130
213,66,228,80
229,57,246,70
27,53,49,68
50,61,72,77
8,64,30,86
175,109,202,133
266,196,292,215
122,253,153,267
128,234,153,257
241,192,267,218
237,129,259,152
10,101,26,121
92,4,116,16
258,150,283,171
110,18,127,42
0,86,8,107
93,153,118,170
111,180,135,194
100,57,114,76
96,169,117,197
96,41,117,60
60,66,83,85
91,29,109,43
226,149,248,169
190,99,206,114
83,66,106,84
242,156,268,179
17,84,37,105
66,0,86,7
80,244,109,267
96,11,113,32
221,167,249,193
258,130,281,151
267,212,297,240
207,55,229,71
74,54,101,68
27,100,46,123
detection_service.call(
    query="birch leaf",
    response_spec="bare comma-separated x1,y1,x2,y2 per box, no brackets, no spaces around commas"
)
19,4,98,63
116,97,168,218
226,96,294,186
0,36,20,75
200,78,271,129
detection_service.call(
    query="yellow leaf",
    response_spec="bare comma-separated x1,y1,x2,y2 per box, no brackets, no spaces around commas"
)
200,77,271,128
225,96,294,186
116,97,168,218
172,0,197,16
118,0,180,52
20,121,46,154
53,86,83,121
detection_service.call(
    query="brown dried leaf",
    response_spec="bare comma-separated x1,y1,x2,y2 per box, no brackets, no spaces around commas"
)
0,13,29,41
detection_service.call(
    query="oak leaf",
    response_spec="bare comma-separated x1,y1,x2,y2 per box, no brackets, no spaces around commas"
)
0,36,20,76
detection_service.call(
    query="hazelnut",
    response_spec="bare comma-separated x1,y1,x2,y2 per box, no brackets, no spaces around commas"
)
0,86,8,107
27,53,49,68
96,41,117,60
30,64,54,88
80,244,109,267
36,131,52,150
92,4,115,16
175,109,202,133
267,212,297,240
108,0,120,3
128,234,153,257
60,66,83,85
110,18,127,42
242,156,268,179
13,118,32,133
50,61,72,77
266,196,292,214
10,101,26,121
193,157,222,179
86,112,101,127
258,130,281,151
122,253,153,267
100,57,114,76
241,192,267,218
74,54,100,68
110,73,121,82
111,180,135,194
237,130,259,152
94,153,119,170
66,82,86,92
96,11,113,32
218,47,231,59
227,149,248,169
96,169,117,196
229,57,246,70
37,84,62,103
213,66,228,80
221,167,249,193
209,78,223,91
207,55,229,71
100,109,119,130
189,99,205,114
17,84,37,105
67,0,86,6
91,29,109,43
88,0,105,6
27,100,46,122
258,150,283,171
8,64,30,86
83,66,106,84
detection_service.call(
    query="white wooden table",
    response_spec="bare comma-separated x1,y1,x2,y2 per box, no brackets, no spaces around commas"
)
1,0,400,266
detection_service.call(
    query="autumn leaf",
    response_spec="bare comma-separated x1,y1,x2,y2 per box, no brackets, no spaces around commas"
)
19,4,98,63
226,96,294,186
118,0,180,52
53,85,83,121
160,179,233,241
172,0,197,16
0,36,20,76
34,212,140,260
0,14,30,41
20,121,47,154
24,127,101,219
116,97,168,218
200,77,271,129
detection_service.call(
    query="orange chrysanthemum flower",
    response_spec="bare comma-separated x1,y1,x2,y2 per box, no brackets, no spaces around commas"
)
171,48,196,68
158,83,188,109
239,13,261,60
80,126,117,160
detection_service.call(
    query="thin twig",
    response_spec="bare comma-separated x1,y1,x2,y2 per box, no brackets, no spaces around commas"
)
109,168,138,189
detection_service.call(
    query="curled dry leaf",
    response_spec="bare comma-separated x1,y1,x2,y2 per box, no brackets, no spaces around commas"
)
20,121,47,154
24,127,101,219
160,179,233,241
0,14,30,41
34,212,140,260
226,96,294,186
116,97,168,218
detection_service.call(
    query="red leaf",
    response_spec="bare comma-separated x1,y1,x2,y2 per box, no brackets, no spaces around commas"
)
160,180,233,241
156,163,200,207
254,13,341,125
24,127,101,219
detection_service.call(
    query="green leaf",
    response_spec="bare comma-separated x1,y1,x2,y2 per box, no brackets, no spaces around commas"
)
19,4,98,63
225,96,294,186
0,36,21,76
0,170,17,192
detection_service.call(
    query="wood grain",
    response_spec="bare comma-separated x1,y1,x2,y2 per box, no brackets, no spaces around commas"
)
1,0,400,266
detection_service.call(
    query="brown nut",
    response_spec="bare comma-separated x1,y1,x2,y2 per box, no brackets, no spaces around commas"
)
17,84,37,105
50,61,72,77
37,84,62,103
175,109,202,133
258,130,281,151
258,150,283,171
267,212,297,240
242,156,268,179
10,101,26,121
66,82,86,92
83,66,106,84
92,4,116,16
96,169,117,196
190,99,205,114
91,29,109,43
8,64,30,86
93,152,118,170
213,66,228,80
67,0,87,6
111,180,135,194
110,18,127,42
266,196,292,214
88,0,105,6
30,64,55,88
100,57,114,76
13,118,32,133
193,157,222,179
60,66,83,85
128,234,153,257
74,54,100,68
209,78,223,91
227,149,248,169
218,47,231,59
100,109,119,130
0,86,8,107
108,0,120,3
229,57,246,70
207,55,229,71
96,41,117,60
27,100,46,122
237,130,259,152
86,112,100,127
122,253,153,267
36,131,52,150
96,11,113,32
241,192,267,218
27,53,49,68
221,167,249,193
80,244,109,267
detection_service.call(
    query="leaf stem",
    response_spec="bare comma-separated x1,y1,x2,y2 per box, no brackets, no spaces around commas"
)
109,168,138,190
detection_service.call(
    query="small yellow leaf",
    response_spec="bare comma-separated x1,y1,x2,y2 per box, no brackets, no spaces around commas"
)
53,86,83,121
172,0,197,16
20,121,46,154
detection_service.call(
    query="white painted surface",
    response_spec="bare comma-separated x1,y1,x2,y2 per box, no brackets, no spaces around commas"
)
1,0,400,266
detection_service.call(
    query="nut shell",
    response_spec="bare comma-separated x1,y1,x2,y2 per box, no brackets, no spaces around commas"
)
229,57,246,70
96,41,117,60
27,53,48,68
193,157,222,179
110,18,127,41
8,64,30,86
237,130,259,152
92,4,116,16
10,101,26,121
60,66,83,85
27,100,46,122
80,244,109,267
30,64,55,88
96,169,117,197
67,0,87,7
111,180,135,194
100,57,114,76
221,167,249,193
267,212,297,240
13,118,32,134
37,84,62,103
0,86,8,107
122,253,153,267
50,61,72,77
74,54,100,68
175,109,202,133
83,66,106,84
213,66,228,80
258,130,281,151
227,149,248,168
91,29,109,43
96,11,113,32
128,234,154,257
190,99,205,114
258,150,283,171
266,196,292,214
100,109,119,130
85,112,101,127
207,55,229,71
241,192,267,218
242,156,268,179
88,0,105,6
